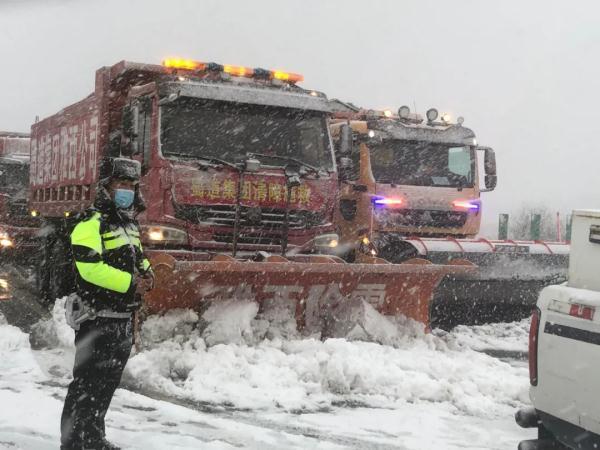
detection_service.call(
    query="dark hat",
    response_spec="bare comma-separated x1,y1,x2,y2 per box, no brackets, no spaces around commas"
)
99,157,141,183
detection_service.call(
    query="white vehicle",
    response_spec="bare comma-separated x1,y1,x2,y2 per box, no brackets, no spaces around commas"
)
516,210,600,450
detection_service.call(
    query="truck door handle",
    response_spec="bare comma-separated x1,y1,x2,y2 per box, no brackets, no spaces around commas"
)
589,224,600,244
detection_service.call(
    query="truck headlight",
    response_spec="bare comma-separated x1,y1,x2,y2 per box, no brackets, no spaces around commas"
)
0,238,13,247
0,232,13,248
314,233,339,249
142,226,188,245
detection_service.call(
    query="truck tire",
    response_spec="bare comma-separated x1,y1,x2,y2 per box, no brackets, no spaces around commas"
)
37,233,73,306
375,235,419,263
35,243,50,305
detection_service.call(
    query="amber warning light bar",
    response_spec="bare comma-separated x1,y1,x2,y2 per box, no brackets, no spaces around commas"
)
162,57,304,84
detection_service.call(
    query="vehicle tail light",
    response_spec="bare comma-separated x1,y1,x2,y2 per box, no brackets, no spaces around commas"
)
529,307,541,386
569,304,595,320
548,299,595,321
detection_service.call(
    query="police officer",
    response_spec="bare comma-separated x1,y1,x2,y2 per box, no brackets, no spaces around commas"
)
60,157,154,450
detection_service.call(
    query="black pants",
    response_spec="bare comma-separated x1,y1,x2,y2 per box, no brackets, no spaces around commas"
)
60,317,133,449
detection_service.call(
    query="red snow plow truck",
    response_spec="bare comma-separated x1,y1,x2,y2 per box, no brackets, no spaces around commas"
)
29,58,474,335
329,106,569,329
0,132,39,256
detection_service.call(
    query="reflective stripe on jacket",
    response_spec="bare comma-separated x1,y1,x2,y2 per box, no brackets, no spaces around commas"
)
70,210,150,311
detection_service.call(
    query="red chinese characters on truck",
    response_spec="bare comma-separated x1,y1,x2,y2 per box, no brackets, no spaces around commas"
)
172,168,334,211
30,110,100,209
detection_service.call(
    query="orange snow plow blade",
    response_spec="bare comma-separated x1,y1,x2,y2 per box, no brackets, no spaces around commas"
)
143,253,477,331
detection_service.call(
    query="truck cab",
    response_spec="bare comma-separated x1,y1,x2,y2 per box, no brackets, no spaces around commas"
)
330,106,496,261
133,68,337,256
0,132,39,251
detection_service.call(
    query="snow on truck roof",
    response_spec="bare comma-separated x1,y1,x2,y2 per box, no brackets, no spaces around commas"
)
0,132,30,138
106,59,331,113
333,107,477,146
31,59,332,128
0,156,29,165
374,119,476,146
159,80,332,113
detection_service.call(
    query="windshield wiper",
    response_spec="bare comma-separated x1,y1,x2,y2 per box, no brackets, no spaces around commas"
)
247,153,323,177
195,155,240,171
164,152,240,171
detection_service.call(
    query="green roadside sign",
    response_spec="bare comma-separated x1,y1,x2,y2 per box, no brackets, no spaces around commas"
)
498,214,509,240
530,214,541,240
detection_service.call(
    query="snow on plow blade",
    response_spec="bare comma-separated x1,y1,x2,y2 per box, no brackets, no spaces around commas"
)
143,253,477,333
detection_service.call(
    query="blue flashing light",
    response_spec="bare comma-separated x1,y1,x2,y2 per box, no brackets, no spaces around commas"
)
372,196,404,207
453,199,480,212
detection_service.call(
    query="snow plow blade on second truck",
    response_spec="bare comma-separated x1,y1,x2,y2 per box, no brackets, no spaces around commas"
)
144,252,477,334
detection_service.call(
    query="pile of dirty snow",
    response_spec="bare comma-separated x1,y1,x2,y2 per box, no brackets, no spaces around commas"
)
34,299,530,419
125,308,529,418
443,319,530,354
29,296,74,349
3,312,332,449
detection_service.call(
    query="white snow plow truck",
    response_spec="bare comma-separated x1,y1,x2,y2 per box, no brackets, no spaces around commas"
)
516,209,600,450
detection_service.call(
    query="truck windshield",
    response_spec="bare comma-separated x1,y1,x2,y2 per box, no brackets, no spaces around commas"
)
160,97,334,170
369,140,475,187
0,163,29,196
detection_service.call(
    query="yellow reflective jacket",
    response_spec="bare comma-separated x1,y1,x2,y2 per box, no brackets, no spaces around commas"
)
70,209,150,312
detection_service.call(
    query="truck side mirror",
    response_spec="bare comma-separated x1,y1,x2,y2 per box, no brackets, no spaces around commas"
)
338,123,353,155
478,146,497,192
138,97,153,171
121,104,139,156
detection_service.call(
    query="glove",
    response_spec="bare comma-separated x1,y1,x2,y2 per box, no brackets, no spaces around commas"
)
134,272,154,296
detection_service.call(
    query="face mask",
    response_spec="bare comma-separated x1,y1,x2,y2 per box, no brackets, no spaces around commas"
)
113,189,135,209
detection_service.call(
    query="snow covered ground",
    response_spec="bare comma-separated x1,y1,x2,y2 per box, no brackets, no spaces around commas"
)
0,313,349,449
0,300,535,449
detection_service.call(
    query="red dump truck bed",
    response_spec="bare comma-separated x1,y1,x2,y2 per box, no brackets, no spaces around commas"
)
29,79,104,216
0,131,30,159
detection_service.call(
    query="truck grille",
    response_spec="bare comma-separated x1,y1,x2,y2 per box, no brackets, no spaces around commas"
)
213,232,283,246
377,209,468,228
174,204,327,230
8,200,29,218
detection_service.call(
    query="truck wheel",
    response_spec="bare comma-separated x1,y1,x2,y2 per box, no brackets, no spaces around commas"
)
37,235,73,306
376,235,419,263
35,240,51,306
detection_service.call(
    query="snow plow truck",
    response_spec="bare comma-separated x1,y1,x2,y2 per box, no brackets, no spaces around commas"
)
329,106,569,329
29,58,475,336
0,132,39,256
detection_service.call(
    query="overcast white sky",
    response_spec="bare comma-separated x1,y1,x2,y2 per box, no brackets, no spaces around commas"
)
1,0,598,236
